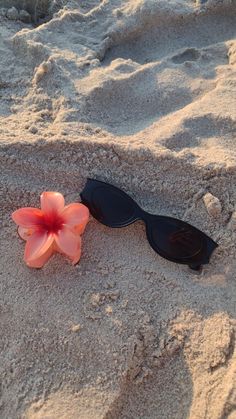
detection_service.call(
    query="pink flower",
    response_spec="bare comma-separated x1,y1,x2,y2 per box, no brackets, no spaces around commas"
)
12,192,89,268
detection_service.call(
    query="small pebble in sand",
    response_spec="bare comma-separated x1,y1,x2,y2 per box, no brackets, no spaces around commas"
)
29,126,38,134
104,280,116,289
90,293,103,307
19,10,31,23
115,9,123,17
33,61,52,84
105,305,113,314
6,7,19,20
107,290,120,301
71,324,81,333
203,192,222,218
121,299,129,308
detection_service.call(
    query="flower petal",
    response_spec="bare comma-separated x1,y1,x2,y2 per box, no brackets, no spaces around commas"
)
40,192,65,214
26,243,54,268
24,231,54,264
54,226,80,258
12,208,44,227
18,226,37,241
62,203,89,235
71,236,82,265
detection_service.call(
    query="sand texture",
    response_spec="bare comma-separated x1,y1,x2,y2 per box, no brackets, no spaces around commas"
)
0,0,236,417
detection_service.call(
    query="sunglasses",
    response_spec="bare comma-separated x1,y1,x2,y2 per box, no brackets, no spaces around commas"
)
80,178,218,271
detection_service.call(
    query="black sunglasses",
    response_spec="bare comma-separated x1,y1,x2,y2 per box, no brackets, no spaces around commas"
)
80,178,218,271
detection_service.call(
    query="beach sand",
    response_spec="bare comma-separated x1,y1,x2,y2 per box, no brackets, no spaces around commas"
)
0,0,236,417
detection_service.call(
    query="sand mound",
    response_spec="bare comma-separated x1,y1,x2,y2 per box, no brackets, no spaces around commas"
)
0,1,236,418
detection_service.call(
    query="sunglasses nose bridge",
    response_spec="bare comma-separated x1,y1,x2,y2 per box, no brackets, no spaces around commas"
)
136,210,158,234
140,211,156,222
135,205,147,221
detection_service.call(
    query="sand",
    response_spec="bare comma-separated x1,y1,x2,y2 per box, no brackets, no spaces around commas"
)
0,0,236,417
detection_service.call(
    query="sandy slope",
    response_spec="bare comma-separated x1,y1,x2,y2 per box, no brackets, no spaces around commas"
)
0,0,236,418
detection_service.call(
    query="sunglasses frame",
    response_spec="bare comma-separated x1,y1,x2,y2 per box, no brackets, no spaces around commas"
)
80,178,218,271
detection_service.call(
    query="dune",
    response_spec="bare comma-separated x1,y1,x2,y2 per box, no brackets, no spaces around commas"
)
0,0,236,418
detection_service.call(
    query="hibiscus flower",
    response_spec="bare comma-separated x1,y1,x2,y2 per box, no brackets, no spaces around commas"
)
12,192,89,268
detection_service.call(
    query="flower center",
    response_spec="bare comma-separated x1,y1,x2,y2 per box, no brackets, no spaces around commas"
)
42,212,64,234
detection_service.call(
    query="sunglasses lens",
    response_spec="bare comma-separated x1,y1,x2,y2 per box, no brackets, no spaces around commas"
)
148,217,204,260
81,182,137,226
